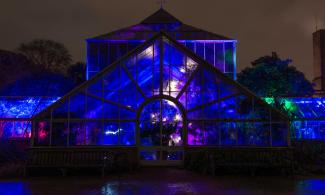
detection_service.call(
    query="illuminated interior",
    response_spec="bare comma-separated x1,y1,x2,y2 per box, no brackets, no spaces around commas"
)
86,9,236,80
32,32,289,150
264,97,325,140
0,97,59,139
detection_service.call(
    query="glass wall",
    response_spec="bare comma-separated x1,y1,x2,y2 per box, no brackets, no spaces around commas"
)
87,40,237,80
0,97,59,139
35,34,288,147
181,41,236,80
264,97,325,140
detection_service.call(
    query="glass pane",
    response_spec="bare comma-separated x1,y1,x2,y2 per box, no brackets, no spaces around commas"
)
140,100,161,146
86,95,103,118
34,121,50,146
205,43,215,65
215,42,225,72
162,100,183,146
51,122,68,146
102,122,119,145
188,121,205,145
204,122,219,145
137,44,156,97
52,102,69,119
120,122,135,145
101,122,121,145
220,122,237,145
70,93,86,118
225,42,234,73
237,122,270,146
140,150,160,160
271,123,288,146
162,151,183,160
103,103,119,119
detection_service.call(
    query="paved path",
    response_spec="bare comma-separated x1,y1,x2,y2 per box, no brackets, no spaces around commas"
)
1,167,325,194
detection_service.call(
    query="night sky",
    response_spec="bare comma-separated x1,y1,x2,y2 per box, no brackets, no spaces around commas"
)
1,0,325,80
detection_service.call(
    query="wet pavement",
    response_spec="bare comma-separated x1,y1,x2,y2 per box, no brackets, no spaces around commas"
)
1,167,325,195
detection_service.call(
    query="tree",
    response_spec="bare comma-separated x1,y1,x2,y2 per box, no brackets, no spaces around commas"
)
16,39,72,74
0,71,75,96
237,52,314,97
67,62,86,85
0,49,33,91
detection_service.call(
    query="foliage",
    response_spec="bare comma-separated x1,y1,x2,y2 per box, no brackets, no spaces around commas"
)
237,52,314,97
0,50,33,91
0,71,75,96
67,62,86,85
17,39,72,74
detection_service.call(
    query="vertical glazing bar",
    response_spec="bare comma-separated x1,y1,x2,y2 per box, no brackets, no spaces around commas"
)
159,37,163,95
136,50,140,148
233,42,237,80
235,96,238,146
118,64,121,145
204,42,206,60
102,76,105,145
86,42,89,80
213,43,216,67
152,43,155,95
184,56,188,147
31,121,35,147
85,89,88,145
160,100,163,160
218,83,221,146
168,41,171,96
108,42,110,68
269,108,272,147
97,42,100,73
67,97,70,147
287,121,291,146
49,109,53,147
223,42,226,73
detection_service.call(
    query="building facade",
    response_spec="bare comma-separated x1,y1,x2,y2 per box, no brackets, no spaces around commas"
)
30,9,289,165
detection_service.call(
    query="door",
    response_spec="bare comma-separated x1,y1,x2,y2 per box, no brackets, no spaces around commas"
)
138,99,184,166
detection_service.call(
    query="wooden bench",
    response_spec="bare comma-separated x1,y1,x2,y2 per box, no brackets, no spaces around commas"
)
25,147,138,176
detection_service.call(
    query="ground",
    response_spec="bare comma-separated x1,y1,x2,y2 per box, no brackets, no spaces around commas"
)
1,167,325,195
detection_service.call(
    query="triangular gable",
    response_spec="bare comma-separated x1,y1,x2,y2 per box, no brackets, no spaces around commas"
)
34,31,288,122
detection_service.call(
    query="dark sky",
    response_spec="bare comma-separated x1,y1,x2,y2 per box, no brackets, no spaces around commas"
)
1,0,325,80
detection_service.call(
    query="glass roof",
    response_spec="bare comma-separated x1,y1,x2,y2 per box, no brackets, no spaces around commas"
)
0,97,59,119
88,9,235,41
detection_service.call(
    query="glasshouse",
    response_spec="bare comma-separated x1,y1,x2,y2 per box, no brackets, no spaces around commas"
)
2,9,295,167
265,97,325,140
31,29,290,164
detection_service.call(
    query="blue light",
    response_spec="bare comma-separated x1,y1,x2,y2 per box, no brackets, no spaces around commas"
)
0,97,59,119
264,97,325,140
0,182,30,195
0,97,59,139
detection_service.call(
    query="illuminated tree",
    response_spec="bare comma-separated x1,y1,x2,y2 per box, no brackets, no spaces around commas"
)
237,52,314,97
238,52,314,117
17,39,72,74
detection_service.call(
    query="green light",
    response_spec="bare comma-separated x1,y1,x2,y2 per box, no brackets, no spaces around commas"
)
283,99,296,112
264,97,275,105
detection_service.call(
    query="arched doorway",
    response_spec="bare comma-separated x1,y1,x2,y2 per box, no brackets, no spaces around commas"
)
137,97,186,166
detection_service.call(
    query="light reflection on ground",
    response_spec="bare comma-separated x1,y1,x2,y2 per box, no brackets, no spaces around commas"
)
1,168,325,195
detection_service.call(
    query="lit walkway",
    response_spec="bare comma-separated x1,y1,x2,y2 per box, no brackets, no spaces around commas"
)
1,167,325,194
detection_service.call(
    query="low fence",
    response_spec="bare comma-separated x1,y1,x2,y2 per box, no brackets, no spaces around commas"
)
184,147,294,174
25,147,138,176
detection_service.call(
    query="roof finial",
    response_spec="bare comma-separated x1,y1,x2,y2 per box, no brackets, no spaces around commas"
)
157,0,166,9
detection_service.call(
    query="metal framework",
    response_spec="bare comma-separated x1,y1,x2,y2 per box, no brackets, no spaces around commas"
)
32,31,290,164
